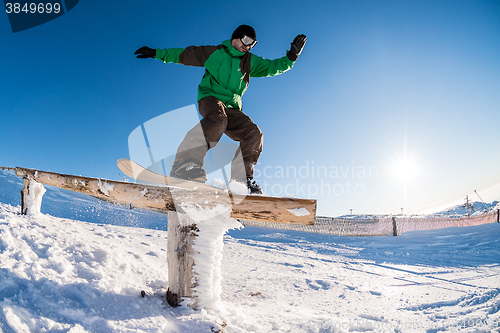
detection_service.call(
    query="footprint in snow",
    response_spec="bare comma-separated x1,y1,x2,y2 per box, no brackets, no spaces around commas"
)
306,279,331,290
128,251,140,259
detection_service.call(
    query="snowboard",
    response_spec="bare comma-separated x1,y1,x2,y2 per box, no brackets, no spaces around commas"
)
117,158,220,192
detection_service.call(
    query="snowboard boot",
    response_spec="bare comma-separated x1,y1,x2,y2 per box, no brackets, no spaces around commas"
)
170,160,207,183
247,179,263,195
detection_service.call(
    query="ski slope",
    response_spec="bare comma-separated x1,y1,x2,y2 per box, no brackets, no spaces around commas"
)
0,169,499,332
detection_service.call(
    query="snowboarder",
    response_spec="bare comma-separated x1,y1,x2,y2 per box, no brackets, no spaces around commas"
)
135,25,307,194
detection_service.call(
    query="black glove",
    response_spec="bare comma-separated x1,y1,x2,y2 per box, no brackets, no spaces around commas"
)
135,46,156,59
287,34,307,61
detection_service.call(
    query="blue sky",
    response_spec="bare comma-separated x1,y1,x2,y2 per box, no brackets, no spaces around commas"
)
1,0,499,216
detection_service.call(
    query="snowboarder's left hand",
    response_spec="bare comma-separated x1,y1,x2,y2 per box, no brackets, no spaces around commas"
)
287,34,307,61
135,46,156,59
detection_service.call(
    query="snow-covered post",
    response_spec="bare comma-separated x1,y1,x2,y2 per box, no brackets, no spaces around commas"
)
20,177,46,215
166,202,241,309
166,211,197,306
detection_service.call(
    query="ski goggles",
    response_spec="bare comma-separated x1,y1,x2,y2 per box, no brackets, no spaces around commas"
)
241,35,258,48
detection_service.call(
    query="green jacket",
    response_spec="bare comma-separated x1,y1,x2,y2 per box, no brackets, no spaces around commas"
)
155,39,296,109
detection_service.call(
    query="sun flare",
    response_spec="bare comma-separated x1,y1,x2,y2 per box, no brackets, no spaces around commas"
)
393,157,418,182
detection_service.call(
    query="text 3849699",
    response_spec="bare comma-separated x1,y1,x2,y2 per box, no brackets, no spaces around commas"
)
5,2,61,14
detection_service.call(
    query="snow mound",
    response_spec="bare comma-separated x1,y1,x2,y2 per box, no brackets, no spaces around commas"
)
0,202,233,332
431,200,499,217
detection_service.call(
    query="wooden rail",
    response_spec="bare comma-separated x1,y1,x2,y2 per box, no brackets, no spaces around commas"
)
14,167,316,225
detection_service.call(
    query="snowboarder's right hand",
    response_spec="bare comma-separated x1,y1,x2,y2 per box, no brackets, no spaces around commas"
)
135,46,156,59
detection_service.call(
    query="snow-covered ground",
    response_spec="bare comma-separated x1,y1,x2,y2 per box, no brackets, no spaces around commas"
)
0,169,499,332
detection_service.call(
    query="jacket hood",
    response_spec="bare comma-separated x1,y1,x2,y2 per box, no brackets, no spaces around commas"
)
222,39,247,57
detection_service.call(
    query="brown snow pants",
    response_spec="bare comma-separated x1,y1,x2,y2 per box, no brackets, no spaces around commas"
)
172,96,263,180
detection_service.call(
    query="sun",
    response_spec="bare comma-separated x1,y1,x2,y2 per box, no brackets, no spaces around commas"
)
392,156,418,183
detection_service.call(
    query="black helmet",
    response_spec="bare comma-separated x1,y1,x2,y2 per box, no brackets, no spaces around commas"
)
231,25,257,41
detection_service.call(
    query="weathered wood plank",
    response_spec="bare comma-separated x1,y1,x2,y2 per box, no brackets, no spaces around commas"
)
15,167,178,211
14,167,316,224
229,194,316,225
